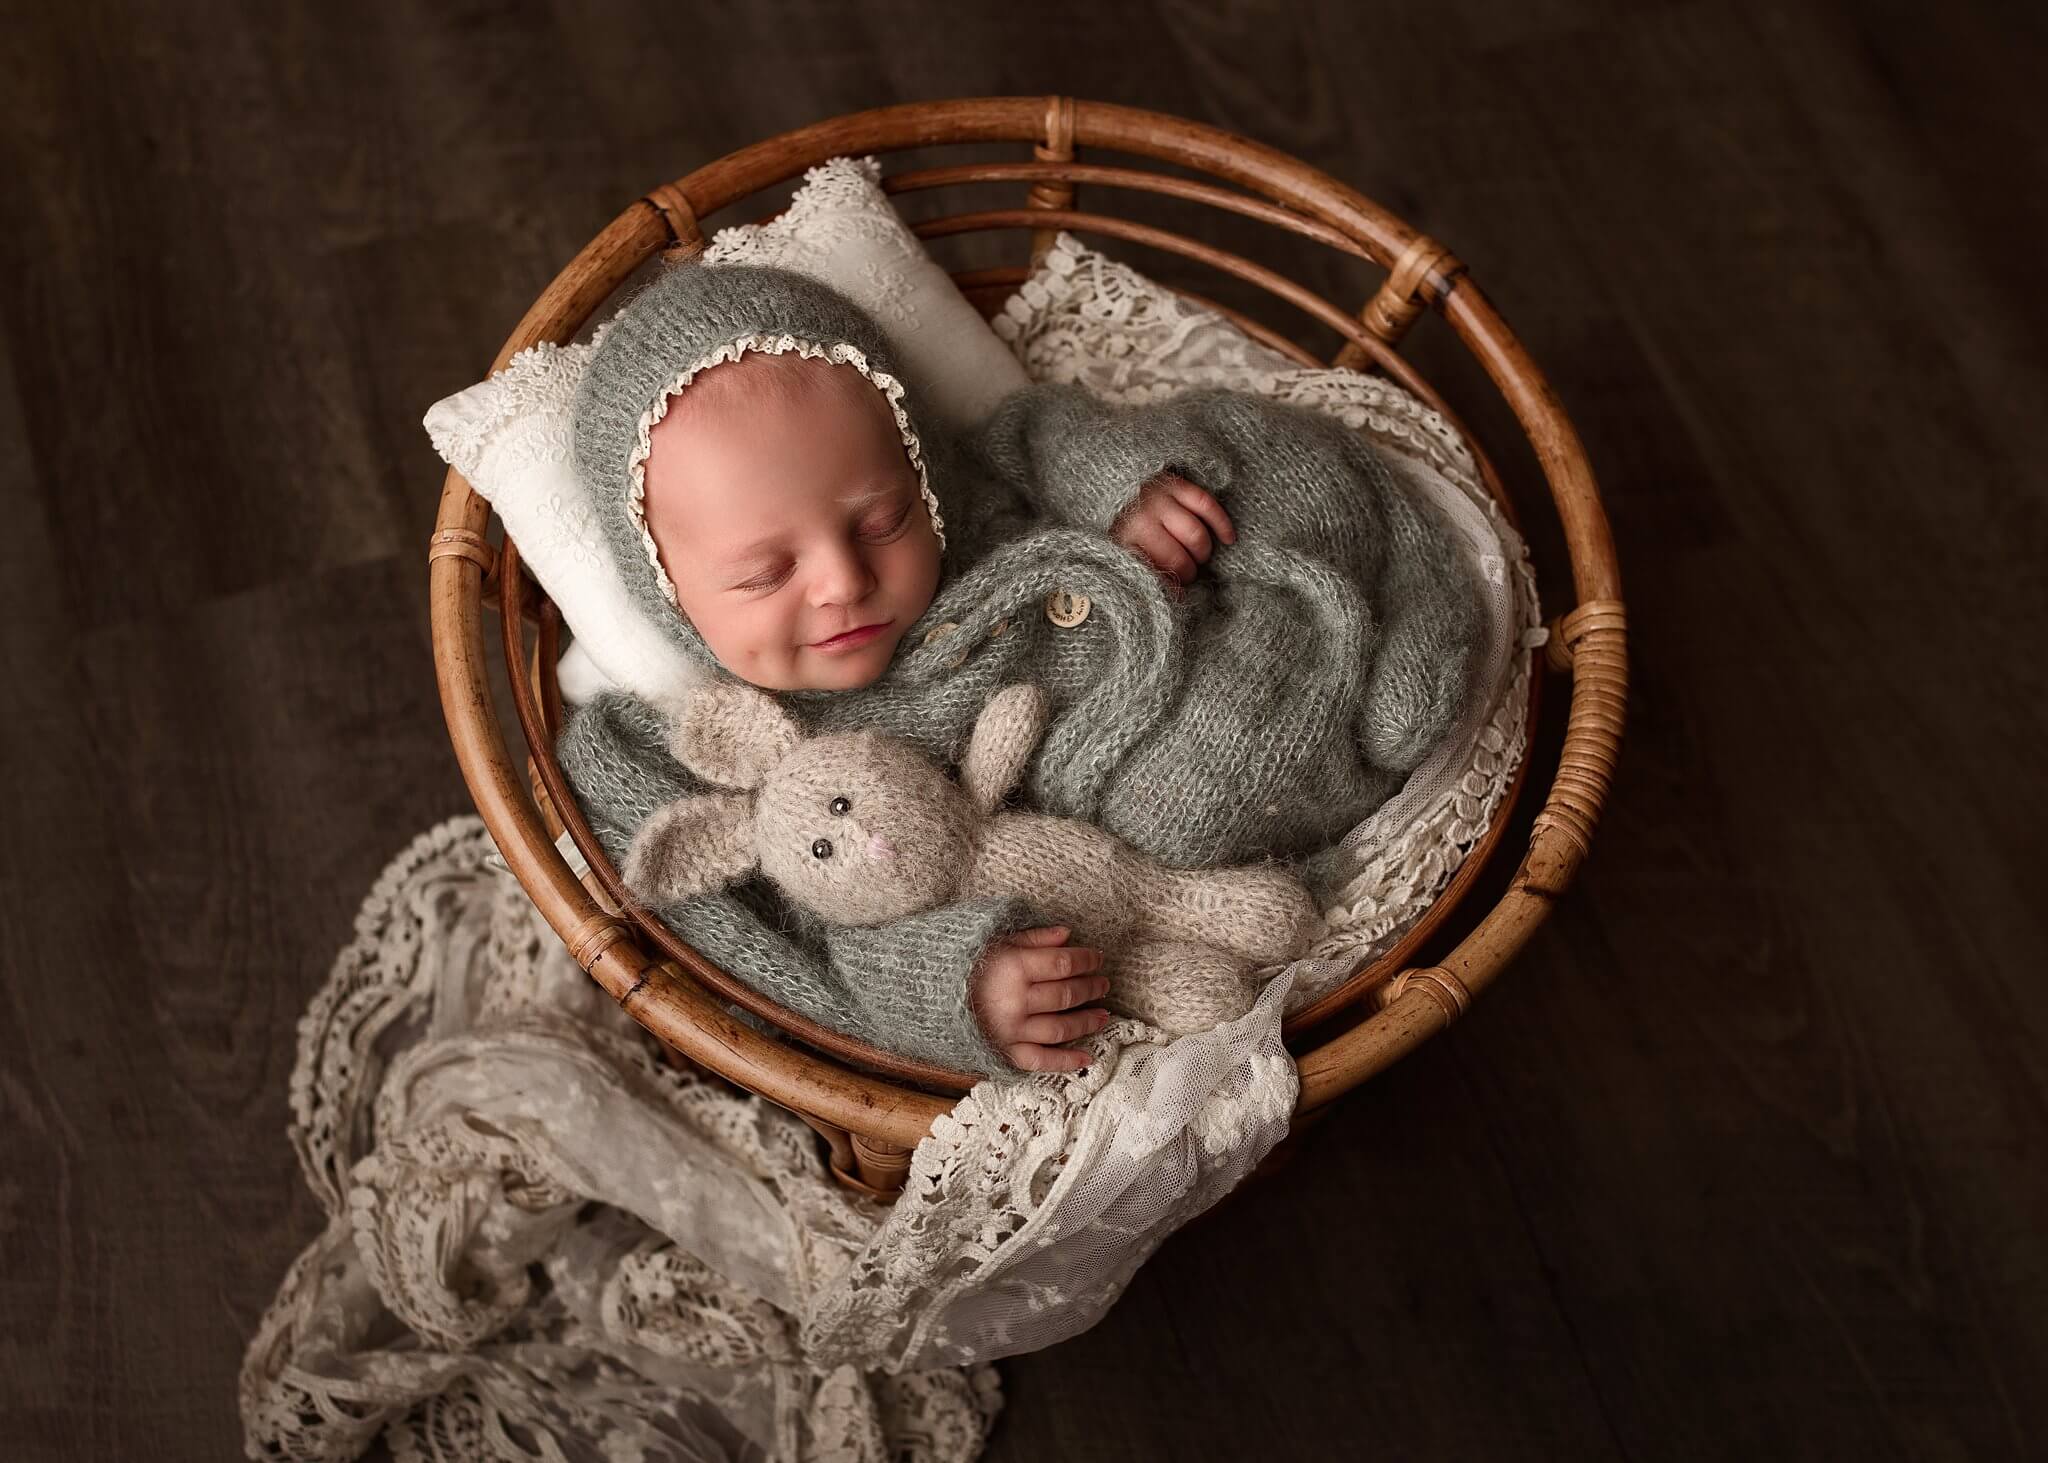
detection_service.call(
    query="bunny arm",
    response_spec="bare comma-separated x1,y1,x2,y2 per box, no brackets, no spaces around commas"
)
958,683,1050,816
960,811,1146,951
962,809,1326,966
960,811,1310,1039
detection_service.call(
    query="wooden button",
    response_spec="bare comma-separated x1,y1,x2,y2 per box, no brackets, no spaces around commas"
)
923,621,968,668
1043,590,1091,628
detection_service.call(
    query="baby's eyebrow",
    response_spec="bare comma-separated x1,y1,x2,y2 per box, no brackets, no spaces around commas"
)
836,485,900,511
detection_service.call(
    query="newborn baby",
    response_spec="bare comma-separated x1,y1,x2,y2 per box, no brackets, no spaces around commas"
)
634,343,1240,1070
557,261,1483,1078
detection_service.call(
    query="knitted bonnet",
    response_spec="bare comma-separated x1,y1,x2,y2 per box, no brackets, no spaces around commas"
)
572,262,949,672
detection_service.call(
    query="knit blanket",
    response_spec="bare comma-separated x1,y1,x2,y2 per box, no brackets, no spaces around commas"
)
239,818,1297,1461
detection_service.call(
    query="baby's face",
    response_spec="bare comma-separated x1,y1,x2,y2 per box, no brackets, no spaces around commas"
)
641,355,942,692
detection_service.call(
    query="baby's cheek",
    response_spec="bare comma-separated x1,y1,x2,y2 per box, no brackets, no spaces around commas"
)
895,533,943,616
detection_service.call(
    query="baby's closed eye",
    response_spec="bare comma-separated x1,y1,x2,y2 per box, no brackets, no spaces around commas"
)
857,498,915,543
724,495,915,596
730,561,795,594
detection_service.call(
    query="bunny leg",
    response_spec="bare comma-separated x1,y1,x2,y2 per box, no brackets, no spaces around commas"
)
1104,939,1258,1037
1146,866,1327,966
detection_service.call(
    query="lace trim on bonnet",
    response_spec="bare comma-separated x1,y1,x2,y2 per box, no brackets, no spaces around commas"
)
625,332,948,609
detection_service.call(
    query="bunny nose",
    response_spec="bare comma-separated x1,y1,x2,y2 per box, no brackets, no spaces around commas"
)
866,833,897,861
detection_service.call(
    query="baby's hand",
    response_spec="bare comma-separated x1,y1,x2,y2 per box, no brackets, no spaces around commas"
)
971,925,1111,1072
1110,471,1236,590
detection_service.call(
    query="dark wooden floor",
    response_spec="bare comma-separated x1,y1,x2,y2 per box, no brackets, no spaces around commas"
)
4,2,2044,1458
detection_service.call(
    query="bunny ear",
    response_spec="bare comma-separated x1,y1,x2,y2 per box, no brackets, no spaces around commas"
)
621,793,757,903
664,680,803,790
959,683,1050,815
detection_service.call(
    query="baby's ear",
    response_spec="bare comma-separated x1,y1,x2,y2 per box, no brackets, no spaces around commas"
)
664,680,802,790
621,793,757,903
960,683,1050,815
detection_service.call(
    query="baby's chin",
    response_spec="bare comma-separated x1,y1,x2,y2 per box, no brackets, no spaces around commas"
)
791,652,891,691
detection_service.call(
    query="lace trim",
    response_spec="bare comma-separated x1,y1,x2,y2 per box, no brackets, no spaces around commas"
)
731,155,888,237
625,332,947,609
995,232,1477,478
247,815,1006,1461
423,320,617,484
801,973,1299,1372
700,158,934,341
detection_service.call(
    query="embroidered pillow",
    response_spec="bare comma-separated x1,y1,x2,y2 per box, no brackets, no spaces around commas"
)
423,328,703,704
698,155,1030,431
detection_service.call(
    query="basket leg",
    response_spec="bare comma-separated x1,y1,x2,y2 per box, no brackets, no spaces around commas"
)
798,1114,860,1183
851,1133,913,1198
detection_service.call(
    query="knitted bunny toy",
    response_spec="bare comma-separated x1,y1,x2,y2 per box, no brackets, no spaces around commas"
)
623,679,1328,1038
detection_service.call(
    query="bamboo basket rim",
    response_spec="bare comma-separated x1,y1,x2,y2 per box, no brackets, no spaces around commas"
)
427,96,1627,1149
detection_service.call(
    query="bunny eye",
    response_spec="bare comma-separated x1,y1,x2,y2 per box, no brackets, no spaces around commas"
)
829,796,851,816
811,838,834,860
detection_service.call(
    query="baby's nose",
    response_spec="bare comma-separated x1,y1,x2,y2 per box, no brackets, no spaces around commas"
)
866,832,897,861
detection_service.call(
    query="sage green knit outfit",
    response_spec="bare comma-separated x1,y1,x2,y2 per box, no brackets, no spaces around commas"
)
557,263,1482,1077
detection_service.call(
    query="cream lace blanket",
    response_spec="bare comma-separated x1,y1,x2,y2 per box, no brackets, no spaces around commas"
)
239,817,1298,1460
265,223,1542,1460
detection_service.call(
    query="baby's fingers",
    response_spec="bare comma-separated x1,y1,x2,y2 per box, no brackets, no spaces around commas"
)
1164,476,1236,544
1120,518,1197,583
1023,942,1103,983
1005,1041,1093,1073
1017,1008,1111,1045
1002,924,1072,948
1024,971,1111,1013
1154,500,1217,563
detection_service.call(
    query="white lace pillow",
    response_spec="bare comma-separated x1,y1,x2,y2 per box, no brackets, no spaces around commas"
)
699,155,1030,431
423,328,704,704
992,233,1544,1012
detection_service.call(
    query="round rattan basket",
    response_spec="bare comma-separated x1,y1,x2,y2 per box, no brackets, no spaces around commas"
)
427,96,1626,1200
